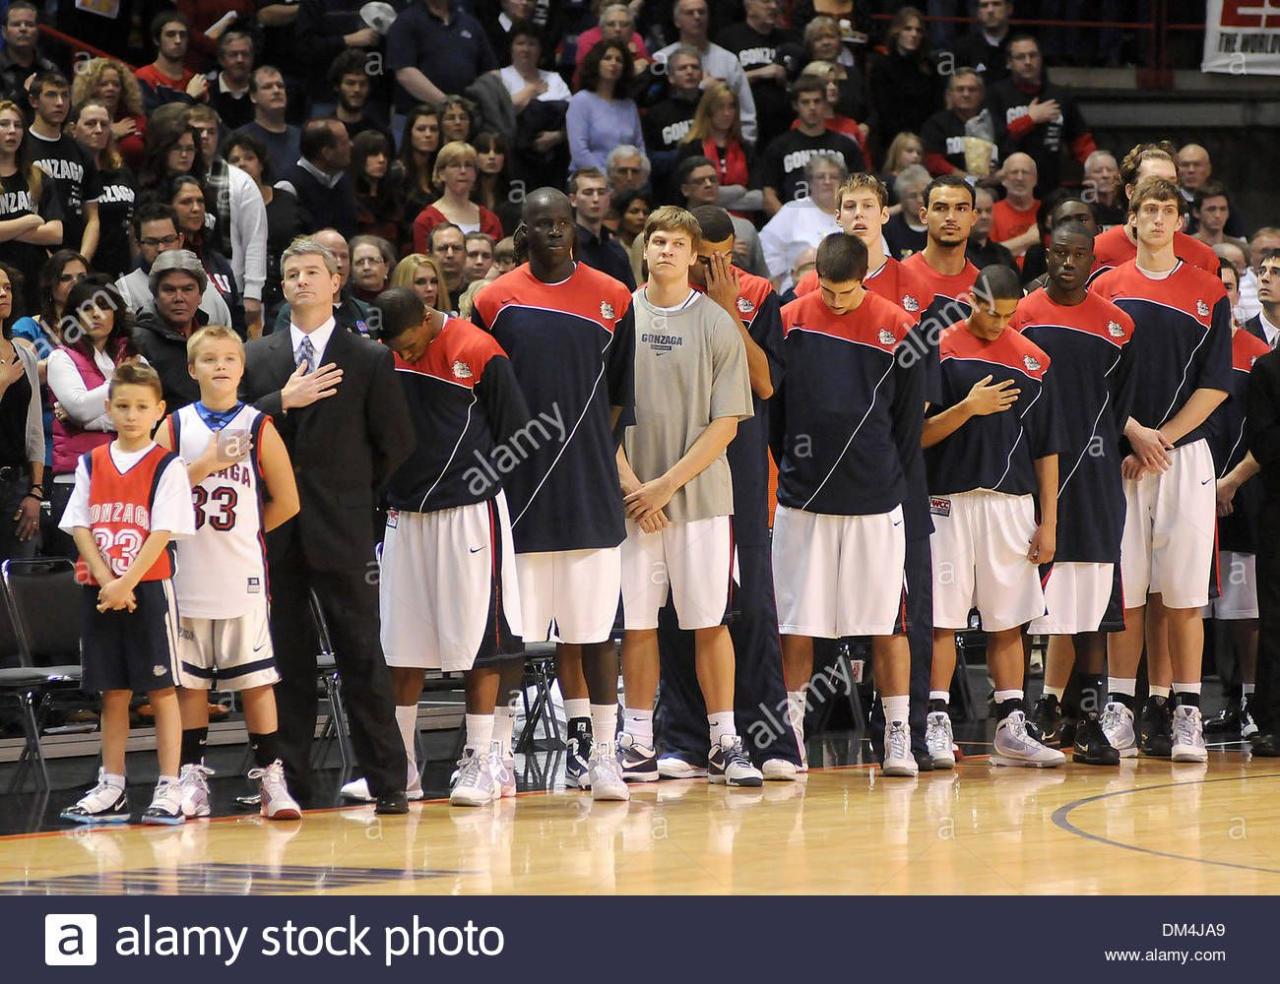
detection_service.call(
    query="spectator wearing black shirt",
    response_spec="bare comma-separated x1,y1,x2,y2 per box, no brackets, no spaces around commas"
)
207,27,256,132
0,261,43,563
987,34,1096,197
27,72,101,264
569,167,635,290
68,102,135,281
234,66,302,181
329,50,393,145
276,118,358,239
868,6,943,160
225,132,307,322
387,0,498,119
947,0,1014,84
0,100,64,312
966,186,1017,272
756,76,863,217
641,46,704,192
921,69,999,180
0,3,58,104
882,164,929,260
398,105,442,224
166,175,246,337
295,0,382,111
351,130,405,251
715,0,802,148
132,250,211,409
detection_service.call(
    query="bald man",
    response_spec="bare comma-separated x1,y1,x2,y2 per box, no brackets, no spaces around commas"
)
992,152,1040,258
1178,143,1246,238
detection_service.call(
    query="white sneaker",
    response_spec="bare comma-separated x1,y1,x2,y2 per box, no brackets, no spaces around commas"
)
761,758,802,781
142,777,185,826
340,768,424,804
881,720,919,777
709,735,764,787
451,748,499,807
787,696,809,771
1241,700,1259,740
179,763,214,818
1100,701,1138,758
588,741,630,801
1171,705,1208,763
60,769,130,824
991,710,1066,768
926,711,956,769
658,755,709,779
492,745,516,797
249,759,302,820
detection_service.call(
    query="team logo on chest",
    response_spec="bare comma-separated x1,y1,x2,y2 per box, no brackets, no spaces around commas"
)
452,360,473,379
1196,299,1210,318
1107,320,1125,338
1023,354,1041,372
878,329,897,346
600,301,616,321
736,296,755,314
901,293,920,313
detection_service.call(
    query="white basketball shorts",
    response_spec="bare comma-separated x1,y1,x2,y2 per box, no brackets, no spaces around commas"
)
1030,562,1125,635
621,515,735,631
177,595,279,691
516,545,622,644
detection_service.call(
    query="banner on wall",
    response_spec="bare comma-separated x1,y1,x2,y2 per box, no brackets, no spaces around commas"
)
1203,1,1280,74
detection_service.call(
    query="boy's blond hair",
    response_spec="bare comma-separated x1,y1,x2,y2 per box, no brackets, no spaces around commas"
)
186,324,245,365
642,205,702,250
108,362,164,400
838,173,889,210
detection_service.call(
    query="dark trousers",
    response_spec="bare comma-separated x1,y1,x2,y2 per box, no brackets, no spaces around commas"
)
266,526,407,801
1254,502,1280,734
0,474,37,564
655,542,802,767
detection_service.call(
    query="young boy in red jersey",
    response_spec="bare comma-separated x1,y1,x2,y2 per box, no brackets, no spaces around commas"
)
59,362,196,825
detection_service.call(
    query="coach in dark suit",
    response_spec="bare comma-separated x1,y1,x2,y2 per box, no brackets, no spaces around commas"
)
243,236,415,810
1247,348,1280,756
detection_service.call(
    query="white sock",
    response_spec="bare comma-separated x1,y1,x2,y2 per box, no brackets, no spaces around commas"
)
103,772,125,789
464,713,494,753
492,703,517,757
994,689,1024,704
396,705,419,772
787,690,806,731
1043,685,1065,701
929,690,950,705
1243,683,1256,697
1108,677,1137,697
590,703,618,744
623,707,653,745
1150,684,1171,699
1173,682,1201,695
708,711,735,746
564,698,591,722
883,695,910,725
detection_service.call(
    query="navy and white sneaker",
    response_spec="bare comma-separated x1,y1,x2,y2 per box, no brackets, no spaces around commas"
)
658,755,709,779
564,717,593,789
61,769,130,825
709,735,763,787
618,733,659,782
141,777,185,826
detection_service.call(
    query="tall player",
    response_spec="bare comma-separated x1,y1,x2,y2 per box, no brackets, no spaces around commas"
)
158,325,304,819
924,265,1066,768
903,175,981,326
472,189,635,800
791,175,938,770
1013,224,1137,766
1092,176,1231,763
370,288,532,807
773,233,924,776
650,205,804,782
615,205,762,787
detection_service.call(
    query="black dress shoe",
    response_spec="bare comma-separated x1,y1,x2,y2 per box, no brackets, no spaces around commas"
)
374,792,409,815
1250,734,1280,757
913,749,935,772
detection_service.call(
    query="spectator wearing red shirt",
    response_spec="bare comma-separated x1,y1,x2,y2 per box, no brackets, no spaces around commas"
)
412,142,504,254
992,152,1040,260
135,11,208,111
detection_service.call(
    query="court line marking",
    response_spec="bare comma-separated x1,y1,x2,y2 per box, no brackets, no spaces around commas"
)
1051,772,1280,875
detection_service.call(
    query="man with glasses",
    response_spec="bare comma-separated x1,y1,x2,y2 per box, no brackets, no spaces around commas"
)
429,224,468,303
570,167,635,289
117,204,233,326
677,156,767,277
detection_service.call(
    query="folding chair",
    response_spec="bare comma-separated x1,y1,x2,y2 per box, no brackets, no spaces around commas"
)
516,641,562,752
0,559,85,792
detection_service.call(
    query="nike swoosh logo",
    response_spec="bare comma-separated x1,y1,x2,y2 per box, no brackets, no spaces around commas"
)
892,519,903,526
1201,478,1213,485
469,546,486,553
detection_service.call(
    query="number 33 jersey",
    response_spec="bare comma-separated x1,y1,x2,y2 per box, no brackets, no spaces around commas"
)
168,403,270,619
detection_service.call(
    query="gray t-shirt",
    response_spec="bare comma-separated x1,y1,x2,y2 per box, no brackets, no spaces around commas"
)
626,288,753,523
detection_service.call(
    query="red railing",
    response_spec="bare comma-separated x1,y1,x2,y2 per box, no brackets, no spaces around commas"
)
37,23,136,70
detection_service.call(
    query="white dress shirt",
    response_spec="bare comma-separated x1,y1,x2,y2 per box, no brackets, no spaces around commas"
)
290,316,337,369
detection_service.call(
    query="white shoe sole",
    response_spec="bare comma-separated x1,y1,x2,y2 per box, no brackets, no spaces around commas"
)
450,790,497,807
881,761,919,777
990,753,1064,768
263,805,302,820
709,774,764,787
1171,747,1208,763
591,784,630,801
182,803,211,818
761,759,800,781
930,755,955,769
658,759,708,779
1113,745,1139,759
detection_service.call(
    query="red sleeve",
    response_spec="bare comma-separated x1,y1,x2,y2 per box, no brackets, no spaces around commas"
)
1008,115,1035,139
925,151,957,176
412,206,439,255
1071,132,1098,164
634,33,651,60
482,208,506,240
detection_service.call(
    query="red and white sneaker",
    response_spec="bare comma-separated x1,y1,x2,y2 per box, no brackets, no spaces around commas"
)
249,759,302,820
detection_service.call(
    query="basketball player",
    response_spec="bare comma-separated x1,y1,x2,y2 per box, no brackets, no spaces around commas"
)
774,232,924,777
924,265,1065,768
472,189,635,801
1091,144,1219,280
370,288,531,807
649,205,803,782
59,363,196,824
903,175,981,325
1013,224,1136,766
1092,176,1231,763
157,326,303,820
615,205,761,786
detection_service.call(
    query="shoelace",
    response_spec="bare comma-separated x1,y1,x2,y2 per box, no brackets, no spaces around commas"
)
1004,712,1031,744
455,754,487,787
886,723,910,760
184,764,215,785
1100,704,1126,735
81,780,118,805
1174,710,1202,745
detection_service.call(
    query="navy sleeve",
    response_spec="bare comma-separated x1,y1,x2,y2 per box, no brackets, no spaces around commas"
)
1247,355,1280,468
366,343,415,490
768,363,787,468
890,341,925,474
908,316,942,406
753,292,785,393
1110,338,1138,442
1193,297,1233,394
476,354,532,449
606,302,636,414
1026,369,1064,460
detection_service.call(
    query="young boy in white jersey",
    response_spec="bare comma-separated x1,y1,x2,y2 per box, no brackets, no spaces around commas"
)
156,325,303,820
